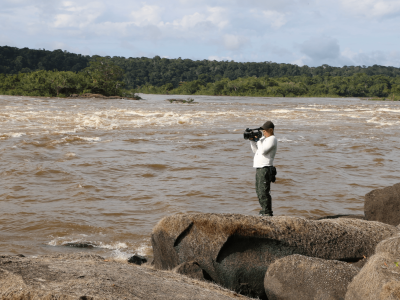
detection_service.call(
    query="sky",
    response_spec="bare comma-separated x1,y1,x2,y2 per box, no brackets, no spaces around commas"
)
1,0,400,67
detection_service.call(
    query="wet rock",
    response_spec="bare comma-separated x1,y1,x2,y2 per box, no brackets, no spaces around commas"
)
345,233,400,300
265,254,359,300
365,182,400,226
173,261,212,281
64,242,95,248
127,255,147,265
151,213,398,299
0,253,250,300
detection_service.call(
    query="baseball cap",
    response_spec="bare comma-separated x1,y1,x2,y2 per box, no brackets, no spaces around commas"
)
261,121,275,130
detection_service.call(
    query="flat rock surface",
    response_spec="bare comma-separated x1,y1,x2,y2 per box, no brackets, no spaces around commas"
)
0,253,251,300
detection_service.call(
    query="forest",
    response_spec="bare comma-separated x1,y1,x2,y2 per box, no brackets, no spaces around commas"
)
137,73,400,99
0,45,400,99
0,58,126,97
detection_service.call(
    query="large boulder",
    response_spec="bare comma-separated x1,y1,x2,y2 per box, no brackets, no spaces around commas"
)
151,213,398,299
365,183,400,226
265,254,359,300
0,253,251,300
345,234,400,300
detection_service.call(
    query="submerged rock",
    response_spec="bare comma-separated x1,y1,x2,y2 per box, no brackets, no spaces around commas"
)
365,182,400,226
265,254,359,300
64,242,95,248
151,213,398,299
346,233,400,300
0,253,250,300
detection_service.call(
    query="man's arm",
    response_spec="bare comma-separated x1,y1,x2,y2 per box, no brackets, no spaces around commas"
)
250,140,258,154
260,137,275,155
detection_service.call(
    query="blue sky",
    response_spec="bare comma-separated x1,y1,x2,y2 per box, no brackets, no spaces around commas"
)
1,0,400,67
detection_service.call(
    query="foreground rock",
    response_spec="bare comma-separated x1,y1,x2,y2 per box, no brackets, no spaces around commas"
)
365,182,400,226
0,253,250,300
152,214,398,299
346,234,400,300
265,255,359,300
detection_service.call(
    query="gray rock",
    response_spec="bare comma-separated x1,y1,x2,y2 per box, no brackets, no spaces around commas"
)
365,182,400,226
265,254,359,300
151,213,398,299
345,234,400,300
173,261,211,281
0,253,251,300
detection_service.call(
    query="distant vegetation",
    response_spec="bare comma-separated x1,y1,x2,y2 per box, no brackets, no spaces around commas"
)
138,74,400,99
0,45,400,99
0,58,126,97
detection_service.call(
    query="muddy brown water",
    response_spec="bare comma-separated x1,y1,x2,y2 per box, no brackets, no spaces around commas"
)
1,94,399,260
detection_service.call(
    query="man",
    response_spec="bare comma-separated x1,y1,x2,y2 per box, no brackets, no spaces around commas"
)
250,121,278,216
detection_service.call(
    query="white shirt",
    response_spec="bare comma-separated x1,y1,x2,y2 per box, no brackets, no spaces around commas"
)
250,135,278,168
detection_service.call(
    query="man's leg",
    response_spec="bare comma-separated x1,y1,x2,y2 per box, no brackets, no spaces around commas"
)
256,168,273,216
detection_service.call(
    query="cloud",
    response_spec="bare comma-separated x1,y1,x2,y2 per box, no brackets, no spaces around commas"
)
339,0,400,18
342,48,400,67
299,36,340,61
0,0,399,67
262,10,287,29
131,5,163,26
222,34,248,50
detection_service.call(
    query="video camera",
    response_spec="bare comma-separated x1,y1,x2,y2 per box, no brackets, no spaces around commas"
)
243,127,263,142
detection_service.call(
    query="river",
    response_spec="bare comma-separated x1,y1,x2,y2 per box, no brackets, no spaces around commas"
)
1,94,399,259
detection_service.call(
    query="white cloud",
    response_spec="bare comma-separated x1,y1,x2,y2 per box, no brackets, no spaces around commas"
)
262,10,287,29
222,34,248,50
52,1,105,28
339,0,400,18
299,36,340,61
167,7,228,30
131,5,163,26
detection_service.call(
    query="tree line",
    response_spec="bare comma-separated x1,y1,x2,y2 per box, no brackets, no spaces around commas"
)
1,45,400,90
137,73,400,99
0,58,126,97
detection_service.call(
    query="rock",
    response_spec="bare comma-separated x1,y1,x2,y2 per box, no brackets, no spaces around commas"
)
173,261,212,281
264,254,359,300
0,253,250,300
128,255,147,265
345,234,400,300
151,213,398,299
365,183,400,226
64,242,95,248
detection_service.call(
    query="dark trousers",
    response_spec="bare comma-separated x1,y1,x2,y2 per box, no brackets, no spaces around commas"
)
255,167,273,216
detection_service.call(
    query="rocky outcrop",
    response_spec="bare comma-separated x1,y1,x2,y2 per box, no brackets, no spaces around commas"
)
345,234,400,300
265,254,359,300
151,213,398,299
0,253,250,300
173,261,211,281
365,183,400,226
69,93,141,100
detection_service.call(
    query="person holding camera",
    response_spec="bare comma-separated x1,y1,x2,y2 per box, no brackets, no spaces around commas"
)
249,121,278,216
